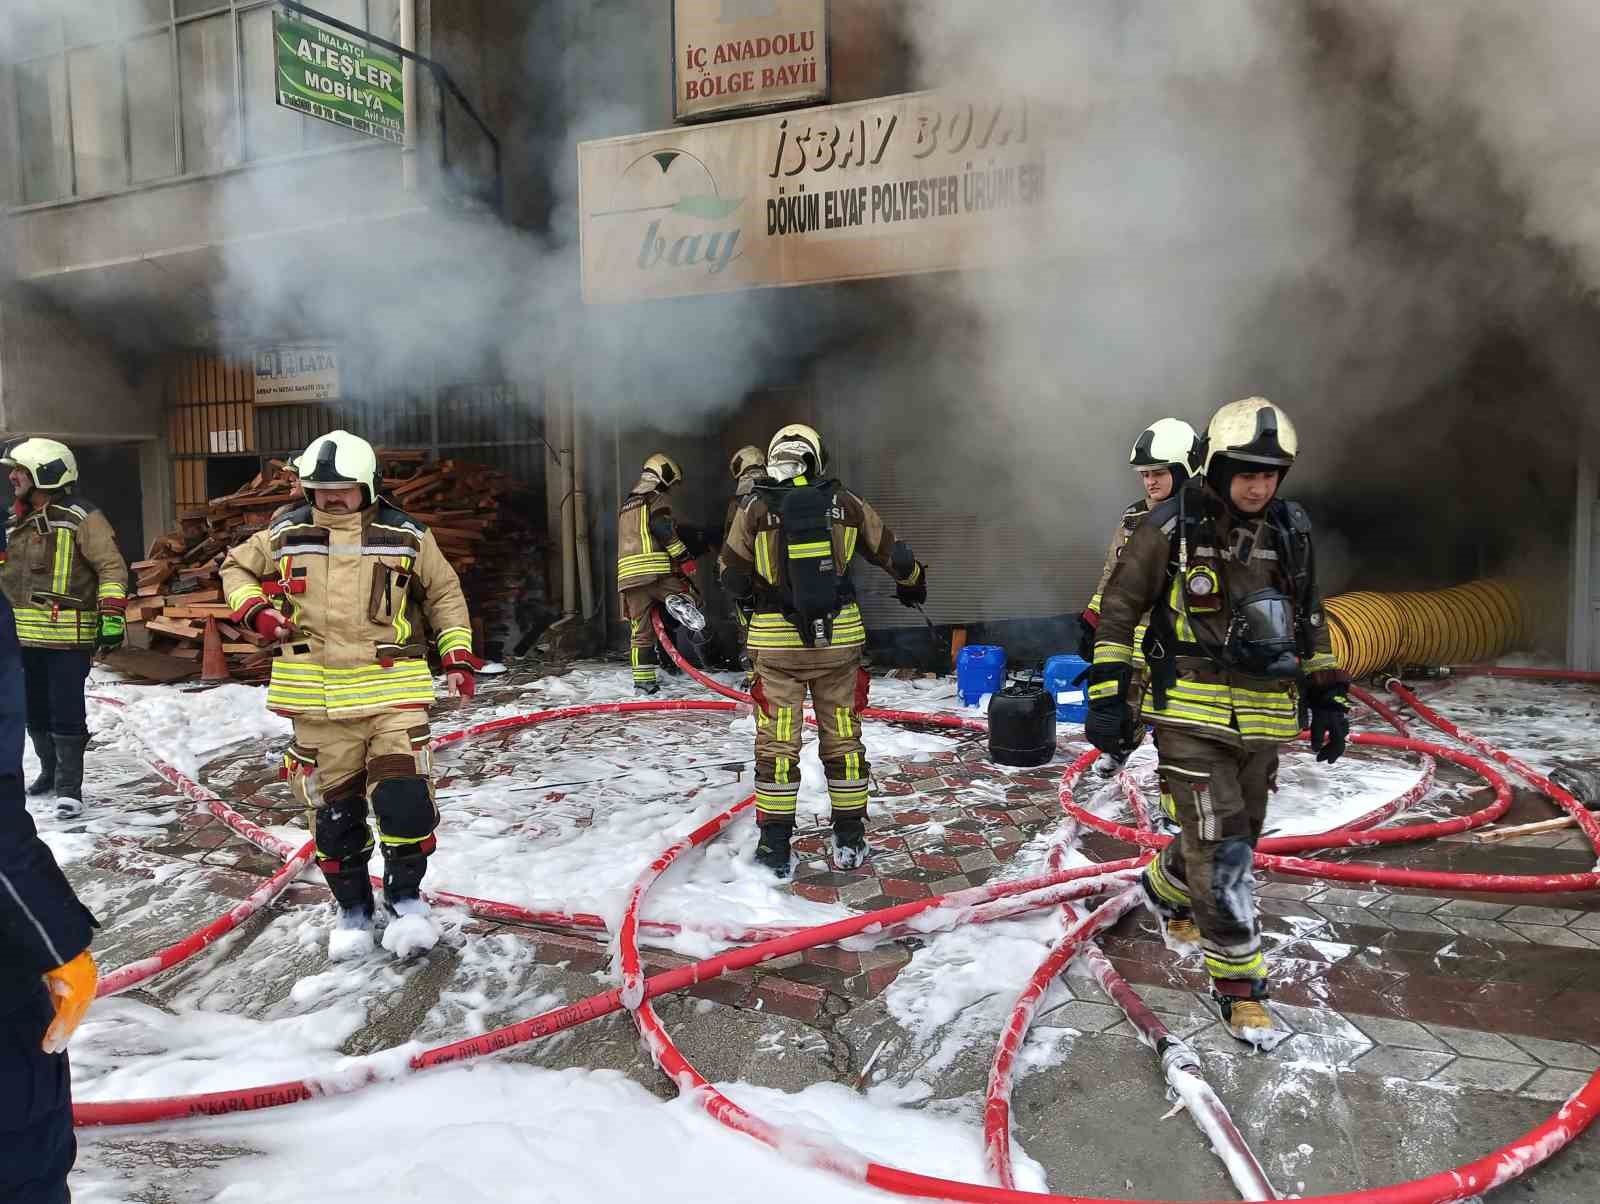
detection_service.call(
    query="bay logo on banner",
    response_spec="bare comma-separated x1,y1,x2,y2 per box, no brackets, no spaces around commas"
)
589,149,745,280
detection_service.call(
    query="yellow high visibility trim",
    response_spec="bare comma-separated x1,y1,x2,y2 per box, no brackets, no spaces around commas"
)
638,505,653,554
1303,651,1338,673
377,831,434,847
845,750,860,780
1204,951,1266,980
835,708,853,739
97,581,127,600
828,788,868,811
436,626,472,656
746,603,866,650
775,751,793,784
1087,680,1120,700
229,584,268,611
266,660,436,714
754,531,776,583
666,541,688,559
13,607,95,646
1087,594,1103,614
1145,858,1191,907
842,527,858,564
1160,789,1178,822
787,540,833,559
755,790,798,815
618,552,673,575
50,529,74,595
1094,641,1135,667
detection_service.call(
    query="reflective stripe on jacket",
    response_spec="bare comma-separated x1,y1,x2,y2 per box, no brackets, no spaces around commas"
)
616,481,688,592
220,501,472,719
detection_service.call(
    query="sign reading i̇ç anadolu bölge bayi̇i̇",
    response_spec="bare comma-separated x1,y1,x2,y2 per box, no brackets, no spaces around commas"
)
578,91,1051,304
673,0,828,122
272,9,403,144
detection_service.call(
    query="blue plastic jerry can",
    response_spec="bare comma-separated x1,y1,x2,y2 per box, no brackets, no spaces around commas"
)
1043,654,1090,723
956,644,1006,706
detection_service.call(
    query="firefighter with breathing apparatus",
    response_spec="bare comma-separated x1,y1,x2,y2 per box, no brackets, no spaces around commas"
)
722,445,768,659
616,453,706,694
1078,418,1203,776
721,424,926,877
0,438,129,820
1086,398,1348,1049
221,432,478,960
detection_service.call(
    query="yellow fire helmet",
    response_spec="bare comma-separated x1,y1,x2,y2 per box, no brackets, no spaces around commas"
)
1203,398,1298,473
729,445,766,480
643,452,683,487
766,423,825,477
297,430,381,505
0,437,78,491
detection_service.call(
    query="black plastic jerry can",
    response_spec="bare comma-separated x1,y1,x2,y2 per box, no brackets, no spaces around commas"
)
987,679,1057,767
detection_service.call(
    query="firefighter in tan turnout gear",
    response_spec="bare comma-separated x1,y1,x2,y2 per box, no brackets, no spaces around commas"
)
0,438,129,820
221,431,478,960
617,453,704,695
1078,419,1203,775
1086,399,1348,1049
721,424,926,877
722,445,768,657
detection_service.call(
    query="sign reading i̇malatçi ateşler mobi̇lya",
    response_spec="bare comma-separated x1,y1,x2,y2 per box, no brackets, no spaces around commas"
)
272,9,403,144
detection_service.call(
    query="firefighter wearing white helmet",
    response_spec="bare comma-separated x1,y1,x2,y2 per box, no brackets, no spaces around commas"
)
721,423,927,877
1086,398,1346,1050
1077,418,1203,770
221,431,477,959
616,452,701,694
1,437,129,819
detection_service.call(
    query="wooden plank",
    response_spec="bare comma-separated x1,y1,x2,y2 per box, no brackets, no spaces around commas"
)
147,617,204,640
102,648,200,683
163,604,234,620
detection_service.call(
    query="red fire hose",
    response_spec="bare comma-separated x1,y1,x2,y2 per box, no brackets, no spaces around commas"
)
77,637,1600,1201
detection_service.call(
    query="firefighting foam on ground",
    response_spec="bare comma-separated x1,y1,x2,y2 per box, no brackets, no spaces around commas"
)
4,2,1600,1204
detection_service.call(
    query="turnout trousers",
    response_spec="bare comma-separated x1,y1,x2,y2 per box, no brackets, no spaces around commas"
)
284,709,438,907
622,581,692,688
751,645,868,827
0,986,72,1204
1140,723,1277,986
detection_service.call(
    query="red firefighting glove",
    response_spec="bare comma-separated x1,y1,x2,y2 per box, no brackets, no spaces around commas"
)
854,668,871,711
750,674,771,716
251,607,295,642
1076,609,1099,662
442,648,483,699
43,949,98,1053
679,559,699,580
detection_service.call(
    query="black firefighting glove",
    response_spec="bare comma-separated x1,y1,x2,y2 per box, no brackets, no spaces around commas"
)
1304,672,1350,764
1083,663,1133,756
895,562,928,608
1075,609,1098,662
677,523,721,557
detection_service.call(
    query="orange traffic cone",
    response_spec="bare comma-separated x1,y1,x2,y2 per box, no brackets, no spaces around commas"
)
201,618,231,682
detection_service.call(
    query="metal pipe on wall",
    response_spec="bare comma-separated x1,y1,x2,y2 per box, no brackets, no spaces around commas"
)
573,401,595,621
559,391,577,621
400,0,417,192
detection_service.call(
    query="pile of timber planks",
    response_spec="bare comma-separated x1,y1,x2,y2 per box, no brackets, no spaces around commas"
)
118,452,536,682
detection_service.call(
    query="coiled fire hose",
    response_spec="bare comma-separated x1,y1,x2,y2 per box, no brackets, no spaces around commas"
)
70,622,1600,1203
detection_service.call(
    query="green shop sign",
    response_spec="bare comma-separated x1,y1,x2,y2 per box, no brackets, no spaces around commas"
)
273,9,403,144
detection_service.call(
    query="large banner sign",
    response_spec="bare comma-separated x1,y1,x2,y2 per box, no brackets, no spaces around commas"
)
579,91,1050,304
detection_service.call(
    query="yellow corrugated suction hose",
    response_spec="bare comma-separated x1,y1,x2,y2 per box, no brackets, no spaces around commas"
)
1325,579,1529,680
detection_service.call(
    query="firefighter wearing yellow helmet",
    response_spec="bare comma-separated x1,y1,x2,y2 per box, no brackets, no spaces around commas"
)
616,452,702,695
720,446,769,653
1077,418,1203,769
720,424,927,876
1086,398,1347,1050
1,437,129,820
221,431,477,959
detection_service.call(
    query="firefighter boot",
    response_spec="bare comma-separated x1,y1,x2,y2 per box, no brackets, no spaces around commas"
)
1139,870,1202,955
322,862,377,962
754,822,793,879
27,726,55,796
831,815,870,871
1213,978,1290,1052
381,849,439,957
52,734,89,820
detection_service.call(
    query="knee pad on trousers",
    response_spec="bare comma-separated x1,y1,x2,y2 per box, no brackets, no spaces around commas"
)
1211,838,1257,932
371,776,436,858
313,794,374,864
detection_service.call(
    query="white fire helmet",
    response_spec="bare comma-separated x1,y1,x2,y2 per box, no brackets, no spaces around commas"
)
1203,398,1299,474
766,423,825,481
296,430,380,505
729,445,766,480
1,437,78,491
1129,419,1202,476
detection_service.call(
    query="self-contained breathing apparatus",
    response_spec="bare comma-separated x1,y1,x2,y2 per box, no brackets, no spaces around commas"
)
1144,484,1322,709
756,478,851,647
